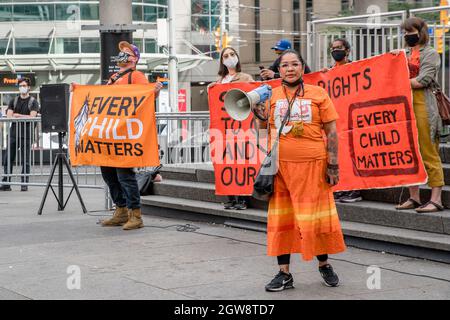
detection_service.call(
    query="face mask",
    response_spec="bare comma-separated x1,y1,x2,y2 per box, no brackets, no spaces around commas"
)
223,55,239,69
282,77,303,88
19,86,28,95
405,34,420,47
115,51,133,66
332,50,347,62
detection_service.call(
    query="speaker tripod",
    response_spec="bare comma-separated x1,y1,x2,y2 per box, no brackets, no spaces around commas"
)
38,132,87,215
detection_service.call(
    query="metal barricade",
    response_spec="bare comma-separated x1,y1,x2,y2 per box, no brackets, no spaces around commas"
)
0,117,105,192
0,111,211,210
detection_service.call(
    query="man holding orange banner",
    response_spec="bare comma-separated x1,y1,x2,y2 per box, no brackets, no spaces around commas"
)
70,41,162,230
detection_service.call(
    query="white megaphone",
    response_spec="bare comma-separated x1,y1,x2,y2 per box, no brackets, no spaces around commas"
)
224,84,272,121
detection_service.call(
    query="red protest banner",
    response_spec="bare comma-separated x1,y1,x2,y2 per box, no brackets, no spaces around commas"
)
303,52,427,191
208,80,281,196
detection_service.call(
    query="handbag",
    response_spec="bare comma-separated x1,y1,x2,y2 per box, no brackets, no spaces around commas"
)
431,80,450,125
136,165,162,196
252,86,298,201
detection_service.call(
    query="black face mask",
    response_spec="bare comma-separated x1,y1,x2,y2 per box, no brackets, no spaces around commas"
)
331,50,347,62
282,77,303,88
405,34,420,47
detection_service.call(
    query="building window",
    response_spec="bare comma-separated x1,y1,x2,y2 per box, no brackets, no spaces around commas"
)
80,4,99,20
133,4,144,21
55,4,81,21
0,39,13,55
54,38,80,54
15,39,51,54
0,5,12,22
191,0,221,32
13,4,54,21
142,1,167,22
81,38,100,53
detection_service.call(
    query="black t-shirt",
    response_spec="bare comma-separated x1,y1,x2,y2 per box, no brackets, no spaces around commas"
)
7,96,40,137
7,96,40,115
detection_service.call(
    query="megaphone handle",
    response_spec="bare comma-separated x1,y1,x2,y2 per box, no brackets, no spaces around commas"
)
252,101,270,122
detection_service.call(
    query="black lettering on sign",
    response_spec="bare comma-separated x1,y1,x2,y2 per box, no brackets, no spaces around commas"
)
317,68,373,99
348,96,419,177
221,167,233,186
220,166,258,187
114,143,124,156
107,97,121,116
134,143,143,156
219,91,227,103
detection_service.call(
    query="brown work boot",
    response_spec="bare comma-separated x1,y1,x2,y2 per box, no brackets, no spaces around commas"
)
123,208,144,230
101,206,128,227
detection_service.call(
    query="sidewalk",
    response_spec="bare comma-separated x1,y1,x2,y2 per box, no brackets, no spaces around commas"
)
0,187,449,300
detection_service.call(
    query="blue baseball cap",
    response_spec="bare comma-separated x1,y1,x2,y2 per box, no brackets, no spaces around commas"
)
271,39,292,51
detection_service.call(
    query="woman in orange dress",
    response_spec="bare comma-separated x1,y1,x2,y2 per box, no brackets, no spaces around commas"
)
256,50,346,292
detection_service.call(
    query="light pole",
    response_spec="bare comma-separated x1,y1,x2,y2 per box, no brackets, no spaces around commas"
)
220,0,227,50
99,0,133,83
168,0,178,112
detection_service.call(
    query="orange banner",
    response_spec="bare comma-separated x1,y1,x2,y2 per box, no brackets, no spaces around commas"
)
208,79,281,196
69,84,160,168
303,52,427,191
209,52,427,195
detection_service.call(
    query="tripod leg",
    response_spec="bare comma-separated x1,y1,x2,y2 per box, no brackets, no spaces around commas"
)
62,155,87,214
37,154,59,215
58,154,64,211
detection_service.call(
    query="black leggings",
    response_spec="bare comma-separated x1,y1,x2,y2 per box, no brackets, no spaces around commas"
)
277,254,328,265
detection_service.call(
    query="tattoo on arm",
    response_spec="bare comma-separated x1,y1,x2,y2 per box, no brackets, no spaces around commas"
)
324,122,338,165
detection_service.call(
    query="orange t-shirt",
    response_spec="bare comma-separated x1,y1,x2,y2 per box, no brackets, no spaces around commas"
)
110,70,149,85
269,84,339,162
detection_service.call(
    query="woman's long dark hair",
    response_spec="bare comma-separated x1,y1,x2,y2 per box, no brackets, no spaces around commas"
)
218,47,242,78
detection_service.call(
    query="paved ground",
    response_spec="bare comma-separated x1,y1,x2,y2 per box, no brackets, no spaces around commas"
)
0,186,449,300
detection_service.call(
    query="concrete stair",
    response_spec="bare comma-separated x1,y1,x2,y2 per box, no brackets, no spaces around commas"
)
141,144,450,264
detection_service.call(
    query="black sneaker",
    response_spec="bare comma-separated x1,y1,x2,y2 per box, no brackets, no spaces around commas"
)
340,191,362,203
233,200,247,210
0,185,11,191
319,264,339,287
223,200,236,210
265,271,294,292
21,186,28,192
333,191,344,202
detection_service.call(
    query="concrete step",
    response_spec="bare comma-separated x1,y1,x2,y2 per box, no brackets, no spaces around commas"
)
360,185,450,208
144,193,450,235
141,195,266,223
160,165,215,184
152,178,268,209
152,179,225,203
336,201,450,235
141,195,450,263
440,143,450,164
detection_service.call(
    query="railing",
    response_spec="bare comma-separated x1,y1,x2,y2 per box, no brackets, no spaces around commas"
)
0,112,211,190
306,6,450,96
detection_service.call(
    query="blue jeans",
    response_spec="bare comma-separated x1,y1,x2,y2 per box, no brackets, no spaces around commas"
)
101,167,140,210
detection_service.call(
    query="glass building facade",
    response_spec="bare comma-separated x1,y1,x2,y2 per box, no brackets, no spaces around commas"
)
0,0,169,55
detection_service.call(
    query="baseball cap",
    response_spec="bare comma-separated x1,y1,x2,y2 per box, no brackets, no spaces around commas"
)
119,41,140,62
271,39,292,51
